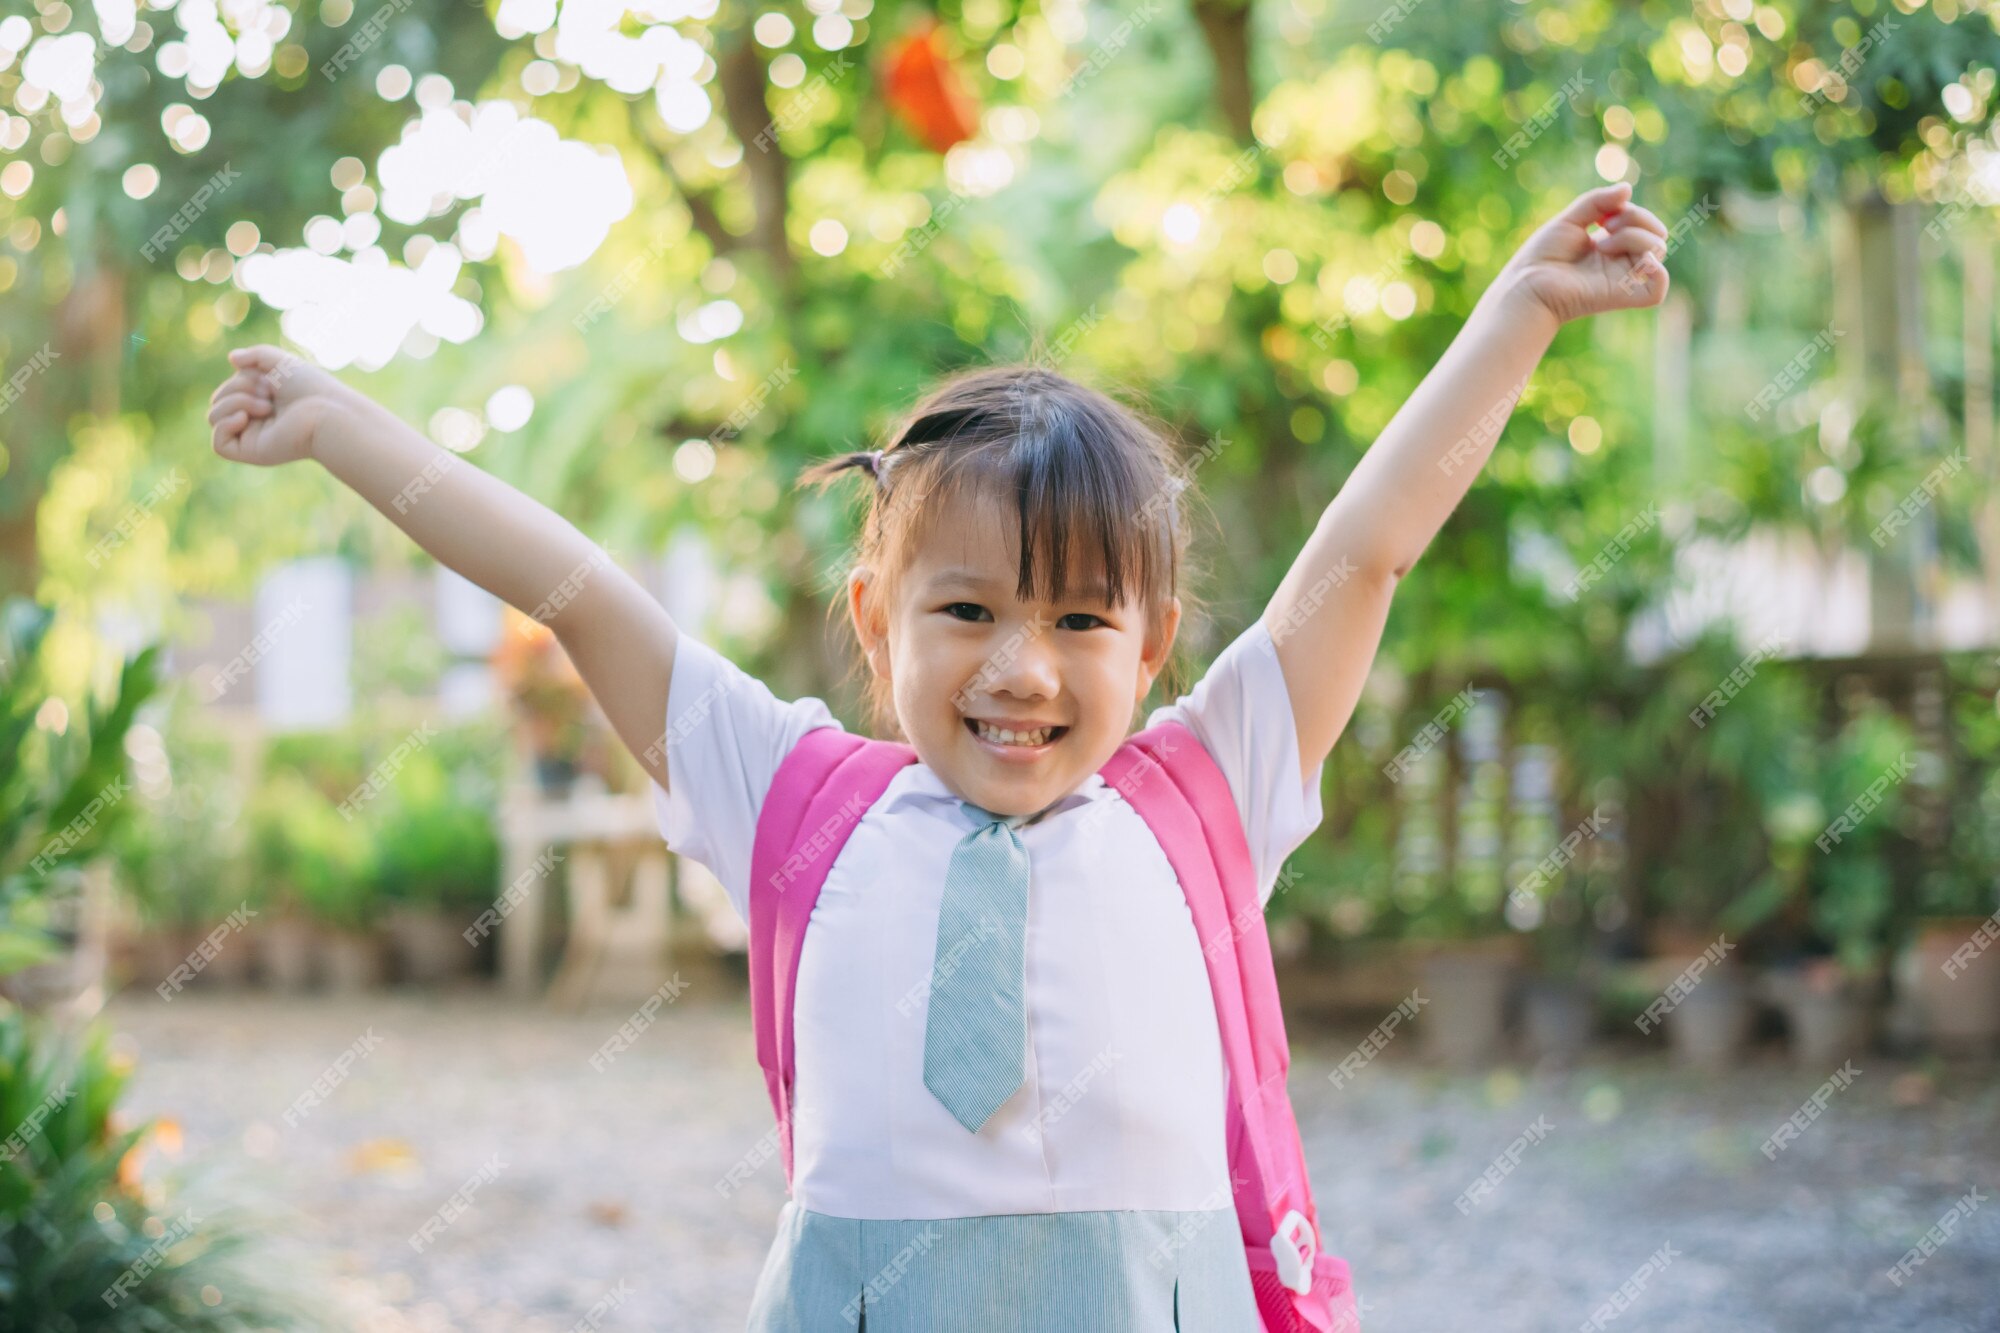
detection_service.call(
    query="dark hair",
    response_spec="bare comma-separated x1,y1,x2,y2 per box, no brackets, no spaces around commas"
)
800,363,1205,738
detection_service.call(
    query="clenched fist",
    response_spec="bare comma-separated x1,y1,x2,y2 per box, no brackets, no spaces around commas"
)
208,344,349,467
1495,182,1672,327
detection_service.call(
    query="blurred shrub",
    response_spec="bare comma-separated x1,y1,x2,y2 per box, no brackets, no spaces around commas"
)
369,745,500,913
0,600,158,978
1923,653,2000,921
244,716,505,926
0,1003,321,1328
105,721,244,932
244,771,377,930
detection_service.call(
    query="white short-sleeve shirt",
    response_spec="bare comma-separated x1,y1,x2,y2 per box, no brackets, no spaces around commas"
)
650,618,1323,1221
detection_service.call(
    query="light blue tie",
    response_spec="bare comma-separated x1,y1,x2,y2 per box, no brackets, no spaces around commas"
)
922,803,1031,1133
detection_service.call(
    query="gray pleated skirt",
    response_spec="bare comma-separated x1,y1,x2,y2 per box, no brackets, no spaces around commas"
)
745,1202,1264,1331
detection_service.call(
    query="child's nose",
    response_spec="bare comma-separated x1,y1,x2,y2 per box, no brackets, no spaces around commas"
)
985,624,1061,699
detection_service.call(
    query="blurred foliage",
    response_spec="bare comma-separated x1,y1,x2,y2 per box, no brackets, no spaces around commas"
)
2,0,1997,972
1282,638,1989,987
1765,699,1926,976
368,741,503,912
0,600,157,976
244,767,378,927
29,5,2000,1315
1926,649,2000,918
102,720,243,931
241,715,506,925
0,1003,324,1328
352,601,450,700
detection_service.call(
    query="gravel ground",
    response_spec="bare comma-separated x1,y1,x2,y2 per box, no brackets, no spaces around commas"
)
107,983,2000,1332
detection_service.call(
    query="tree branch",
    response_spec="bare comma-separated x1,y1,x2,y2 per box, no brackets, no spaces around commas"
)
1193,0,1257,146
626,96,739,260
716,34,795,283
662,157,740,259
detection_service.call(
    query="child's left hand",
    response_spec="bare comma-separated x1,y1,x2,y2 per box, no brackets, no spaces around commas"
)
1496,181,1671,326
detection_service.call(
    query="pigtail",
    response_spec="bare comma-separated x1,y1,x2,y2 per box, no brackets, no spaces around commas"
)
798,448,887,492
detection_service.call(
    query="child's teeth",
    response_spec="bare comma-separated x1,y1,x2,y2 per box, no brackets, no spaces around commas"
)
978,721,1051,746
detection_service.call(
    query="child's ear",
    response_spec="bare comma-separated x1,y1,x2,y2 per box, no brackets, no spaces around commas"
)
1135,596,1182,701
848,566,892,679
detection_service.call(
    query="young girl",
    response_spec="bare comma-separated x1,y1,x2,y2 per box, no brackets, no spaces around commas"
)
208,181,1669,1330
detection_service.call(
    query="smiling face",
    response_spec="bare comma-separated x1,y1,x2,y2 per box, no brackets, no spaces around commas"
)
848,484,1181,818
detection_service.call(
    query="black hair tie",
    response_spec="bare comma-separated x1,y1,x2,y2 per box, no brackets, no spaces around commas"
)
897,406,984,448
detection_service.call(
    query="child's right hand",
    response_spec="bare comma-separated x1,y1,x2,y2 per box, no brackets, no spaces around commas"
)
207,344,347,467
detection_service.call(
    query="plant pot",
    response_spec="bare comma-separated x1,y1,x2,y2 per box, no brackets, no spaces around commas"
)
1664,966,1755,1070
0,939,103,1013
1415,942,1521,1067
257,914,319,991
1905,916,2000,1056
321,928,388,992
129,925,198,992
195,919,255,987
384,907,474,985
1521,976,1596,1066
1764,963,1872,1067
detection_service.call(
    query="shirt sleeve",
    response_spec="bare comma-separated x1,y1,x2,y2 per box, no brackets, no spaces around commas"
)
648,632,844,923
1144,616,1325,907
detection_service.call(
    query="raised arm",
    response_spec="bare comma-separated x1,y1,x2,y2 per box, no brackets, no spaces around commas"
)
208,345,680,793
1263,183,1670,782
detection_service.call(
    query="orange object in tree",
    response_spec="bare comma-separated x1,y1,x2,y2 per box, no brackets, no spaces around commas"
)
883,20,980,154
490,605,591,770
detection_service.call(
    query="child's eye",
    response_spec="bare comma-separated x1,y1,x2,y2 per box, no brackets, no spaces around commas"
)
943,602,991,623
1056,613,1105,631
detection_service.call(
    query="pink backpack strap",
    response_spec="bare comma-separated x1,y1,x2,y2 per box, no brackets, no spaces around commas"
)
1102,721,1358,1333
747,726,917,1187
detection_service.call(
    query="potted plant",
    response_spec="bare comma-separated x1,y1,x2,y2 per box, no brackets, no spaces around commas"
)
1758,704,1915,1065
245,771,379,990
490,607,592,798
1266,784,1403,1021
1505,714,1611,1068
1381,686,1525,1069
294,803,384,993
244,774,318,990
1513,860,1607,1068
1393,827,1523,1068
1622,633,1817,1068
1901,655,2000,1054
371,744,500,984
1408,919,1523,1067
106,722,253,992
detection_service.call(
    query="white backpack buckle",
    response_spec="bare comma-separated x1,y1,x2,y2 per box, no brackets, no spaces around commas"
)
1270,1208,1316,1295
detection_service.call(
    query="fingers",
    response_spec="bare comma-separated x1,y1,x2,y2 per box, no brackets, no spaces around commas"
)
209,370,272,408
1601,227,1669,304
1611,249,1670,304
227,345,282,374
1596,226,1667,262
1557,181,1633,228
213,409,273,459
1597,201,1668,242
207,392,271,428
212,412,247,457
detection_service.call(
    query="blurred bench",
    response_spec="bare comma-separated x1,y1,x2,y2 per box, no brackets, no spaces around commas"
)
495,779,742,1008
496,781,673,1008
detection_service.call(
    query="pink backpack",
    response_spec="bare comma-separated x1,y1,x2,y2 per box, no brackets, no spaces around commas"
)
746,721,1360,1333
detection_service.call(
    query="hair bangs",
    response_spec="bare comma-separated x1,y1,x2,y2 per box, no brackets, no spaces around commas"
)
905,400,1176,619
